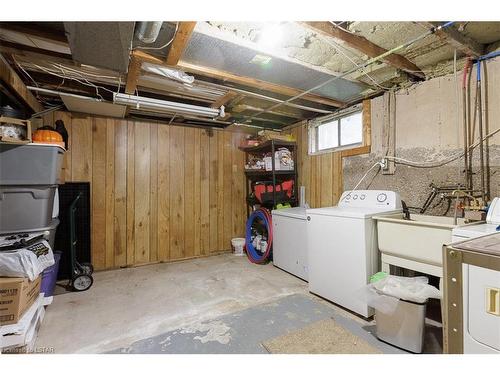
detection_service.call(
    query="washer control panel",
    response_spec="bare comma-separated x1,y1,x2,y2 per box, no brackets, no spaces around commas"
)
339,190,402,209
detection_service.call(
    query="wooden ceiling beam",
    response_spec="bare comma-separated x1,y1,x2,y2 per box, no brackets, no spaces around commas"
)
125,55,142,94
0,40,74,66
210,91,238,109
176,61,345,108
0,22,68,45
165,22,197,65
0,53,44,112
133,50,345,108
300,21,425,80
420,22,485,57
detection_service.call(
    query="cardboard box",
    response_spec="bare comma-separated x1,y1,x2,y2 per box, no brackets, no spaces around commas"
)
0,276,41,326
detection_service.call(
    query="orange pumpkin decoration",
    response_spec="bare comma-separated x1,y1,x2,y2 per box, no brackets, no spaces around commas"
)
32,127,65,148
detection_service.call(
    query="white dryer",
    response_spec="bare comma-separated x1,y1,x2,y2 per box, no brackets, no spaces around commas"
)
307,190,402,318
462,263,500,353
272,207,308,281
452,197,500,242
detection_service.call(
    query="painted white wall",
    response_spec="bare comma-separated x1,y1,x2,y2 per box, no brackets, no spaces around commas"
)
370,57,500,154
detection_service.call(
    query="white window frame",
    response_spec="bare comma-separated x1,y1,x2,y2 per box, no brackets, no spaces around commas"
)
308,104,363,155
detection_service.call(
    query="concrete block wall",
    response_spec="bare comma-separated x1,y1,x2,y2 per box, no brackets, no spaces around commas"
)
343,57,500,214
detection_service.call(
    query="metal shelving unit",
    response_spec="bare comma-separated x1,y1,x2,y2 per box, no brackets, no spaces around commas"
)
241,140,298,216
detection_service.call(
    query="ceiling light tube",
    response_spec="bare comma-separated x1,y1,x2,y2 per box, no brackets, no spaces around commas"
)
113,93,224,118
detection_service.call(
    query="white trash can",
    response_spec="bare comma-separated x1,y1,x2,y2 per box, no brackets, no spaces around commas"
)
375,296,427,353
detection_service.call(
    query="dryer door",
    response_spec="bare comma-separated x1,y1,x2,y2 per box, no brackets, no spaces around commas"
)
467,264,500,351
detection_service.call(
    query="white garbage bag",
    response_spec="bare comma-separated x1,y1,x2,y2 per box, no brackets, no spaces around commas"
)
356,274,442,315
0,239,55,281
372,275,442,303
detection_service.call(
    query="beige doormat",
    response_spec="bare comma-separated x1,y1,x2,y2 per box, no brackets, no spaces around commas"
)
262,318,381,354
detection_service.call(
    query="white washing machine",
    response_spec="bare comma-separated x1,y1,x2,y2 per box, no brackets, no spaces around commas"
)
307,190,402,318
452,197,500,242
272,207,308,281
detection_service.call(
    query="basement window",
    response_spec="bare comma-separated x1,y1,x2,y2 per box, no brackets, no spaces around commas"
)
309,105,363,155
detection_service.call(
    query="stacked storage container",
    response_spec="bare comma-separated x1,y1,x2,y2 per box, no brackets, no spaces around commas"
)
0,142,65,246
0,141,65,351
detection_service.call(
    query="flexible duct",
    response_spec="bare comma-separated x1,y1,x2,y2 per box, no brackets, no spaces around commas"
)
135,22,163,44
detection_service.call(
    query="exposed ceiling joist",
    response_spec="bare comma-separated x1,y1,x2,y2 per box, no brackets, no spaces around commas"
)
178,60,345,108
0,40,74,66
0,22,68,45
165,22,197,65
133,50,345,108
421,22,485,57
232,104,303,119
300,21,425,80
210,91,237,109
0,53,44,112
125,55,142,94
180,61,346,108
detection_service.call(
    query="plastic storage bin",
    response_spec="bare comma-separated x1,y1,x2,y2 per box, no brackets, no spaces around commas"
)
0,218,60,248
375,297,427,353
0,185,57,232
0,143,65,185
40,251,61,297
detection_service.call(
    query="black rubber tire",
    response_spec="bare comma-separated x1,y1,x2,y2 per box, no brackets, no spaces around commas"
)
72,274,93,292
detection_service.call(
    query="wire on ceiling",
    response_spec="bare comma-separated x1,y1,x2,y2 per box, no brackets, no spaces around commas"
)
133,22,179,51
326,21,393,91
240,22,455,125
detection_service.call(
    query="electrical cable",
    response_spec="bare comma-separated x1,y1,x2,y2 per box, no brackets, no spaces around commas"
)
29,63,117,99
383,126,500,169
325,22,392,91
340,161,384,203
241,21,455,125
134,22,179,51
11,56,55,106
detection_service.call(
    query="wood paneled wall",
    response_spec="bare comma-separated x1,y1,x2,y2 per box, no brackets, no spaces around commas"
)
289,123,343,208
42,111,247,271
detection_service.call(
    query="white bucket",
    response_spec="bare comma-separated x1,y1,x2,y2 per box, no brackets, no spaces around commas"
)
231,238,245,256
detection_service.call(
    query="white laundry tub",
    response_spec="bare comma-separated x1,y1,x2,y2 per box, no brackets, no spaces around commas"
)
374,213,481,277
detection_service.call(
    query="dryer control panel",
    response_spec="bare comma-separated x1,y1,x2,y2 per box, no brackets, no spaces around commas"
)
338,190,402,210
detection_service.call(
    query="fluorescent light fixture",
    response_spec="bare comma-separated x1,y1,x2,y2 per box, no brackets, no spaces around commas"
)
113,93,224,118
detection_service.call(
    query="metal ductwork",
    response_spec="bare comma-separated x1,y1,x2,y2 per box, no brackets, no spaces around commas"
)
64,22,135,73
135,22,163,44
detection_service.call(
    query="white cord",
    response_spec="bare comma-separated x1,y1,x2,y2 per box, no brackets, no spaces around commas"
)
134,22,179,51
30,63,116,99
52,63,121,80
383,127,500,168
340,161,384,203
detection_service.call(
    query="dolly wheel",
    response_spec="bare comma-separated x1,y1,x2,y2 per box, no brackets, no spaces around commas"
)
72,274,93,292
80,263,94,275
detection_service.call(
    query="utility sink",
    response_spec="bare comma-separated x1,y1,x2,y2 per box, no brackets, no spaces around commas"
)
374,213,483,276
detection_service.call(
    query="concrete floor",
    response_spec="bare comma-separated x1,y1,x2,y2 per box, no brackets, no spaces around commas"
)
35,254,442,354
36,254,307,353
